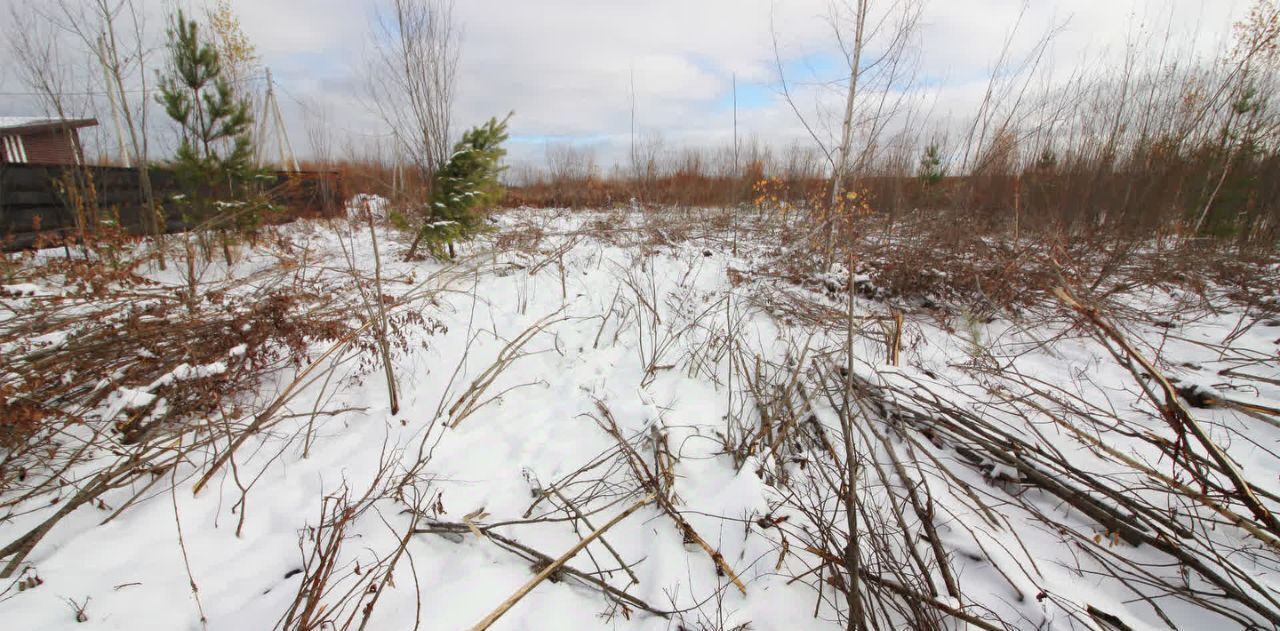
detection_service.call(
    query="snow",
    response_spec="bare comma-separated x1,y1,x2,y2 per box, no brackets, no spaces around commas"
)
147,362,228,390
1,206,1278,630
1,329,68,358
0,117,65,129
2,283,50,296
101,387,157,421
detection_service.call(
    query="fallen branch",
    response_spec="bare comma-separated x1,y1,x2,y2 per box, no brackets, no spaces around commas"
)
1055,285,1280,538
466,493,655,631
593,401,749,594
415,521,663,616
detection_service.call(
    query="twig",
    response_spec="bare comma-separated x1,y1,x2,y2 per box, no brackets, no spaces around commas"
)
468,493,656,631
551,489,640,585
171,463,208,629
1055,285,1280,538
415,522,663,615
594,402,748,594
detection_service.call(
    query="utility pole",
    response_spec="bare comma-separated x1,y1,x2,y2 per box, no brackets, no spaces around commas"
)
263,68,300,172
392,153,400,198
733,72,740,177
630,65,637,179
254,76,270,167
97,33,130,167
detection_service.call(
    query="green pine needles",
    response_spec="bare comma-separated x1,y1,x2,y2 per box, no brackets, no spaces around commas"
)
919,144,945,187
406,115,511,260
156,9,269,243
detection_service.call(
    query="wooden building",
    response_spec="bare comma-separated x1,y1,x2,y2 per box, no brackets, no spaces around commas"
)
0,117,98,166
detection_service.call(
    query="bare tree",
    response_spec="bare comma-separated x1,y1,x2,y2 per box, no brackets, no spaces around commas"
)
773,0,923,201
7,2,101,250
634,129,667,183
959,3,1063,177
772,6,930,628
45,0,163,248
367,0,460,187
7,4,86,124
545,142,597,184
205,0,267,166
1194,0,1280,234
829,0,869,208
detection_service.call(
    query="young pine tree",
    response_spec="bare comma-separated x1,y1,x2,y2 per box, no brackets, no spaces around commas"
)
919,144,945,187
156,9,265,248
406,115,511,260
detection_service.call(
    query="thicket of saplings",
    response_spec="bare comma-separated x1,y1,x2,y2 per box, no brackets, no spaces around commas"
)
333,17,1280,250
315,51,1280,331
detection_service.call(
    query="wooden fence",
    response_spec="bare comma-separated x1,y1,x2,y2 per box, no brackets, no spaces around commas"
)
1,164,344,250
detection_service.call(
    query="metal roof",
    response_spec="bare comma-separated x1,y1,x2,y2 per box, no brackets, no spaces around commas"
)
0,117,99,134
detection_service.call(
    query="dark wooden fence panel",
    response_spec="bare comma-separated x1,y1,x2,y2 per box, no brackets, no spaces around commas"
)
1,164,344,250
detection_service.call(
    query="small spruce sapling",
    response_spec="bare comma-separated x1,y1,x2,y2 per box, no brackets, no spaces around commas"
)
405,114,511,260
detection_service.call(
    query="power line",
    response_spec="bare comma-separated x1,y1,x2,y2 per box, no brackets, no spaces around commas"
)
0,74,267,98
272,79,395,139
2,70,395,143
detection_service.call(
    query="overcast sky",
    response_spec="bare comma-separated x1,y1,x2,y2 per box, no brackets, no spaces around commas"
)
0,0,1255,170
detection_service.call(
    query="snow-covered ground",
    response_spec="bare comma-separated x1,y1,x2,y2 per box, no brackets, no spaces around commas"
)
2,205,1279,630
